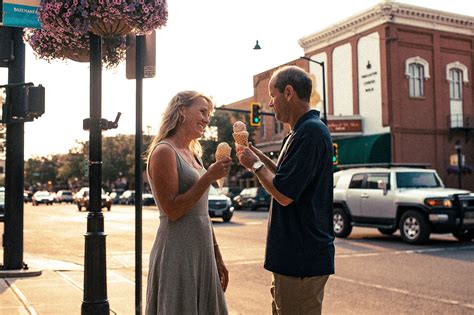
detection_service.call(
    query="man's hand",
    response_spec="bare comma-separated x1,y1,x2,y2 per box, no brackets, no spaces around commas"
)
236,145,259,169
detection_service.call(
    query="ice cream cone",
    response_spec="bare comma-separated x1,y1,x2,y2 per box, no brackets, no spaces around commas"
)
216,142,231,161
233,131,249,147
215,142,231,190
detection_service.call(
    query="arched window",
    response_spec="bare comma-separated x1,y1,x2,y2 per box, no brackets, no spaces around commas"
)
446,62,469,128
446,62,469,101
449,68,463,100
408,63,424,97
405,56,429,97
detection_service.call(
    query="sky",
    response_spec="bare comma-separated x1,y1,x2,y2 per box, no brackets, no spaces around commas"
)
0,0,472,159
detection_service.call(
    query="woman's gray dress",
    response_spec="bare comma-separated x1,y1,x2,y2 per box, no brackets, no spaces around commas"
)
145,142,228,315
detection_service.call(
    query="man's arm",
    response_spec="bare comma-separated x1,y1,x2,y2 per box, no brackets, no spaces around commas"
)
236,146,293,206
254,165,293,206
250,144,277,173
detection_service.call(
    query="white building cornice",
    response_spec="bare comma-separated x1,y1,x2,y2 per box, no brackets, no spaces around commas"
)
299,1,474,53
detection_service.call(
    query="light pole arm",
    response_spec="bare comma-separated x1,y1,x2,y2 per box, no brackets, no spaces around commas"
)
300,56,327,125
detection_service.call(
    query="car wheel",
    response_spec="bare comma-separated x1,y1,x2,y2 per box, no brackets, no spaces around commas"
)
107,206,111,211
452,229,474,242
333,208,352,238
77,204,82,211
223,213,233,223
378,227,397,236
399,211,431,244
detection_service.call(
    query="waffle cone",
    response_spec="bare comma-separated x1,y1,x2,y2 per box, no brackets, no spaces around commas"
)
233,131,249,147
215,142,231,161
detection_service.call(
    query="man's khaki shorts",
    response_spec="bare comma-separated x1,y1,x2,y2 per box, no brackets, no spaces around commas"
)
271,273,329,315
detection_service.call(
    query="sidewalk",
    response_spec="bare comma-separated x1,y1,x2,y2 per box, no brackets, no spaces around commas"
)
0,252,139,314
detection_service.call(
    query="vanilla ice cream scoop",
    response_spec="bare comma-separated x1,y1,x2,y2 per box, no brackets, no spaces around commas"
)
215,142,231,189
233,121,247,132
215,142,231,161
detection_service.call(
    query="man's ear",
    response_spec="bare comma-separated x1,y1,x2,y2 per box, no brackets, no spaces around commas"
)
284,85,293,101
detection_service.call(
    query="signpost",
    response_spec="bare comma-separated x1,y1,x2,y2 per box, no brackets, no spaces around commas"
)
1,0,41,29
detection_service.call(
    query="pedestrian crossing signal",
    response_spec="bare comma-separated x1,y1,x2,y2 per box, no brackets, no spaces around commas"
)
250,103,261,127
333,143,339,165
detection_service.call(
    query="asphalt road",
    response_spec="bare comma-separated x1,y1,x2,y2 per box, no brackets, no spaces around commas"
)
9,203,474,314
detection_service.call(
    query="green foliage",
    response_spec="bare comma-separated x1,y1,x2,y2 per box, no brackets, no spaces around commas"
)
24,134,155,191
25,155,60,189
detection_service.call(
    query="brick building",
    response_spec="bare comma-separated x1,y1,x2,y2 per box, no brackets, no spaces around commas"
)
223,1,474,190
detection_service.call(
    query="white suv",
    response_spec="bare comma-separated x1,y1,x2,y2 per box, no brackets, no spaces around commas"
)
333,165,474,244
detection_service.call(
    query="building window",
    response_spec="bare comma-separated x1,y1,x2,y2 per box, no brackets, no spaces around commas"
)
446,62,469,128
405,56,430,98
408,63,424,97
449,69,463,100
274,119,283,135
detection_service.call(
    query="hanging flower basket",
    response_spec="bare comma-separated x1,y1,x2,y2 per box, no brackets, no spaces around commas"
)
39,0,168,37
90,18,133,37
25,29,127,69
62,47,89,63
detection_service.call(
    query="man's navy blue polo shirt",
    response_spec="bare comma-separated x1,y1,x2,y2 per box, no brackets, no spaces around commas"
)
264,110,335,277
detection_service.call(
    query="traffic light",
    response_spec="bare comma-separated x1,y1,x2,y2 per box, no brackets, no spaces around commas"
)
333,143,339,165
250,103,261,127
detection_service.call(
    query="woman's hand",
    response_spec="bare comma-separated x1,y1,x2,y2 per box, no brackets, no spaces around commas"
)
216,253,229,291
206,157,232,181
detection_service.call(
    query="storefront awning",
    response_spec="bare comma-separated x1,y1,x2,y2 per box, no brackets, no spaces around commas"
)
334,133,391,165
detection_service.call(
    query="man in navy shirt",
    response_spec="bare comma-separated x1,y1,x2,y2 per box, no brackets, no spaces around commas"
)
237,65,334,314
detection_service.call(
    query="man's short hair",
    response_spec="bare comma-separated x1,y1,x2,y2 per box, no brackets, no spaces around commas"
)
271,66,312,102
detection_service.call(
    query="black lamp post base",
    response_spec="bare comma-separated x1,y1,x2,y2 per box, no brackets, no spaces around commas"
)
81,301,110,315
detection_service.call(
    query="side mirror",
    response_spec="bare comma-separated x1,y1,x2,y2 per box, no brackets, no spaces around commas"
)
377,180,388,195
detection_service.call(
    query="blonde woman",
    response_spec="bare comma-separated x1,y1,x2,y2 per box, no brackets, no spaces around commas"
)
145,91,231,314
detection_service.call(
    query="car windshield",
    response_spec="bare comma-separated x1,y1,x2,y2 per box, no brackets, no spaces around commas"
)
209,186,220,196
396,172,442,188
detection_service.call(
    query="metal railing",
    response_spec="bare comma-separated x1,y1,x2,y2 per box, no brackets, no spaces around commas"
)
448,114,473,129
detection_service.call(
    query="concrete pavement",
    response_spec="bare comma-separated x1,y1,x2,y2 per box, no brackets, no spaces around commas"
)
0,251,139,314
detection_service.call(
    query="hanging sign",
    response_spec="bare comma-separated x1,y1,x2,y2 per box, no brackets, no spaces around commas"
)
1,0,41,29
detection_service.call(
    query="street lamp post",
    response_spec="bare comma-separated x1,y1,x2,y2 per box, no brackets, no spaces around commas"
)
455,141,462,189
81,33,110,314
300,56,327,125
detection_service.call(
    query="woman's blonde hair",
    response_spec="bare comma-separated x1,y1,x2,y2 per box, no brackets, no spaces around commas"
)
145,90,214,163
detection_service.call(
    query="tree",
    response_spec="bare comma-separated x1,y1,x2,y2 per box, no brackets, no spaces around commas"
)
25,155,60,190
56,142,88,190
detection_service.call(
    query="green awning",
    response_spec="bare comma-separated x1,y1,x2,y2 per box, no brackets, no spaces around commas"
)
334,133,391,165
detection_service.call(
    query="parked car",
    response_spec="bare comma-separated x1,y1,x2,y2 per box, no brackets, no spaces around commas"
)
74,187,112,211
233,187,271,211
208,185,234,222
221,186,242,200
118,190,156,206
23,190,33,203
119,190,135,205
32,191,54,206
143,193,155,206
333,165,474,244
109,189,125,204
55,190,74,203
